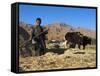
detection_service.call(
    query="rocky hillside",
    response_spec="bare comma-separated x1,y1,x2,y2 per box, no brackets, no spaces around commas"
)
19,22,96,41
45,23,96,41
45,23,72,40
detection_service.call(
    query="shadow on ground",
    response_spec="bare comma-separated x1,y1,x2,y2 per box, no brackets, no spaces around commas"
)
45,48,68,54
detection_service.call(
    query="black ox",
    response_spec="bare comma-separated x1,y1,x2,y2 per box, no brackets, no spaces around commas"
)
65,32,91,50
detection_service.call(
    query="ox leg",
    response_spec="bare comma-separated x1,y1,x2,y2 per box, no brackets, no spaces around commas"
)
69,42,73,48
74,43,76,48
83,44,86,50
66,42,70,48
69,43,75,48
78,43,81,49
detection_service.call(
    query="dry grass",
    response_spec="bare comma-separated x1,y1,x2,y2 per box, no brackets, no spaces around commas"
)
19,45,96,72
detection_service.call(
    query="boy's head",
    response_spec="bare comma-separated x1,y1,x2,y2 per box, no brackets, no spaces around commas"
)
36,18,41,26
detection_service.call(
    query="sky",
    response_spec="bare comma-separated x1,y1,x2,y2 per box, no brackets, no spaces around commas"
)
19,4,96,30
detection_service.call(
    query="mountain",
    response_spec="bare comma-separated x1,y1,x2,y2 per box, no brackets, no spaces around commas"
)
19,22,96,41
45,22,96,41
45,22,72,41
75,28,96,39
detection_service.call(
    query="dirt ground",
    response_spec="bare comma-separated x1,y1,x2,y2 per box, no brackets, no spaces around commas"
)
19,45,96,72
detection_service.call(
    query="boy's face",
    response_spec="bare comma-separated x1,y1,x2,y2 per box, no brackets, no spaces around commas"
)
36,20,41,26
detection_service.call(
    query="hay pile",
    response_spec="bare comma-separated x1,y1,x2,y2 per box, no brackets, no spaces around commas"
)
19,48,96,71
